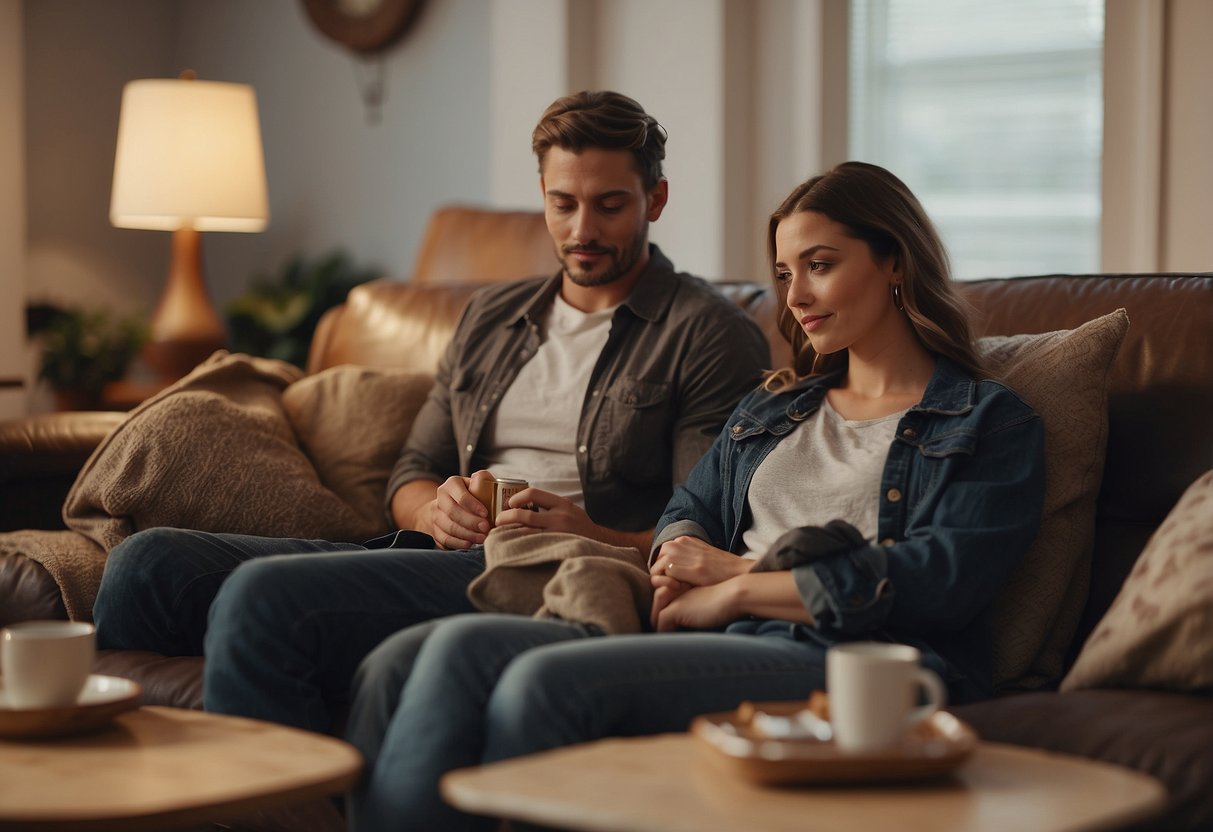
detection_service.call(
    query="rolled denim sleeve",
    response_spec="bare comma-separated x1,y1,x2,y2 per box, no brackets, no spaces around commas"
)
652,419,737,564
649,519,711,565
790,546,893,635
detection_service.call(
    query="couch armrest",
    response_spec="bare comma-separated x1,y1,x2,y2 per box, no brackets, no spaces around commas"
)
0,411,125,531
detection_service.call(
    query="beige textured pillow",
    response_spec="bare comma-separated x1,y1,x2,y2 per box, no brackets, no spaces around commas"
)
63,352,382,550
979,309,1129,691
282,365,434,531
1061,470,1213,692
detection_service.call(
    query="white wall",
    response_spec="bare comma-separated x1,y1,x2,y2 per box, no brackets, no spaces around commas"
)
24,0,177,318
174,0,493,302
1,0,26,418
1161,0,1213,271
488,0,574,209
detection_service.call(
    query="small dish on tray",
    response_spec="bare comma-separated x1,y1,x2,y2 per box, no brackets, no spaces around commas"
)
0,674,141,739
692,699,977,786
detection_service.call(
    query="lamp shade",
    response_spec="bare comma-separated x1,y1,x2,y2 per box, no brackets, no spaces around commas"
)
110,78,269,232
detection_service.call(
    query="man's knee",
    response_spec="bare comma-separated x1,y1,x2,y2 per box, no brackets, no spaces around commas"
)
99,527,194,590
207,555,294,628
94,528,194,619
94,528,204,649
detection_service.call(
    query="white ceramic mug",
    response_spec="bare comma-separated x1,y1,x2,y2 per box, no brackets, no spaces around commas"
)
826,641,946,753
1,620,95,709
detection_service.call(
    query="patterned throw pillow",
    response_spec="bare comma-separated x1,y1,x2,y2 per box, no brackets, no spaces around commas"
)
978,309,1130,690
1061,469,1213,692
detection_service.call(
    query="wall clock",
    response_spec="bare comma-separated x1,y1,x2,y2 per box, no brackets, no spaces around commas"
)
301,0,427,54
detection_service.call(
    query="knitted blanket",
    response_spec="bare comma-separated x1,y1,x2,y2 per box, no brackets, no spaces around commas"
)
468,525,654,634
22,352,431,620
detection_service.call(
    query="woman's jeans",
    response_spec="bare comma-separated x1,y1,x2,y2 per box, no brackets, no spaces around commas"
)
344,613,829,832
92,527,487,731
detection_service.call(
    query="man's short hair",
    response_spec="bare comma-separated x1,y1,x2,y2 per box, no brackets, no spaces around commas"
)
532,90,666,190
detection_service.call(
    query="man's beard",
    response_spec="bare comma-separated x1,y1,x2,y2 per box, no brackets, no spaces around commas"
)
559,227,648,288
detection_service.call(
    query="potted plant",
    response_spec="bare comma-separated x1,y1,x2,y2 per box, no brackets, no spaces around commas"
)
27,303,147,410
225,250,378,369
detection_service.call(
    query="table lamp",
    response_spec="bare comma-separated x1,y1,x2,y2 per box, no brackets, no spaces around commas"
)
110,71,268,382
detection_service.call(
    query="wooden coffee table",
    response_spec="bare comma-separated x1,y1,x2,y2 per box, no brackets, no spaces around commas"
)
0,706,361,831
442,733,1166,832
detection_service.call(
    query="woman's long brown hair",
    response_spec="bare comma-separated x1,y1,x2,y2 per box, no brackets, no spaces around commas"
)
765,162,985,390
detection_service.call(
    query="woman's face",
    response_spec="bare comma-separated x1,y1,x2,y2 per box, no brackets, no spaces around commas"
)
774,210,901,358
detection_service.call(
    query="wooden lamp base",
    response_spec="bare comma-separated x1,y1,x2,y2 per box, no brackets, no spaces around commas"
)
143,224,227,382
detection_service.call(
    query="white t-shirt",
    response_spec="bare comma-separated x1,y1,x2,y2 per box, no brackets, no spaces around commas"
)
479,294,618,505
739,396,905,559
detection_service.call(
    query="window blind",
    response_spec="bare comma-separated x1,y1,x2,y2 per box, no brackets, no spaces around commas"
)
849,0,1105,280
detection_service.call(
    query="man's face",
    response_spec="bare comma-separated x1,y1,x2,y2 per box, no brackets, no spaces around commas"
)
540,147,667,291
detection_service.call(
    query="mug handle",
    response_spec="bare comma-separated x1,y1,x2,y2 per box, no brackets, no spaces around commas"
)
905,667,947,729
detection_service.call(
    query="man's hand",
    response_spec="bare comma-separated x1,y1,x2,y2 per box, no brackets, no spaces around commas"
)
495,487,604,541
409,471,496,550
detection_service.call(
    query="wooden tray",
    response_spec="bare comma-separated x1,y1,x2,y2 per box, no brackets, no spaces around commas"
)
692,701,978,786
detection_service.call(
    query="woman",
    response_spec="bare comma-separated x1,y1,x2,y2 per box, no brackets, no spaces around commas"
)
342,162,1046,831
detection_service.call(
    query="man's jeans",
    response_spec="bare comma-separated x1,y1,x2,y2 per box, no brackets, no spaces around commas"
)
92,527,486,731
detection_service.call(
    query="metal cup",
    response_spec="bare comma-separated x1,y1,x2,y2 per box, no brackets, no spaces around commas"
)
470,477,529,524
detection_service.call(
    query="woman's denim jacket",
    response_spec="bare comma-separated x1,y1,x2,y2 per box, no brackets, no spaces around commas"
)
652,357,1046,702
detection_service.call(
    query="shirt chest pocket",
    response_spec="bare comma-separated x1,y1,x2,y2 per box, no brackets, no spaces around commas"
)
449,369,484,427
913,429,977,459
600,378,674,481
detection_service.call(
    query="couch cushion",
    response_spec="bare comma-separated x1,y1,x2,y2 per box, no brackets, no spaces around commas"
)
1061,469,1213,692
954,689,1213,831
282,365,434,531
978,309,1129,691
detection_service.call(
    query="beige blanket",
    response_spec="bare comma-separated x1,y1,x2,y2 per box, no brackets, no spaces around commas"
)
467,525,654,634
2,530,107,622
62,352,386,552
35,353,432,619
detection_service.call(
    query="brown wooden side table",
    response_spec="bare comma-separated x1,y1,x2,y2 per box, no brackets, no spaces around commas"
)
0,706,361,831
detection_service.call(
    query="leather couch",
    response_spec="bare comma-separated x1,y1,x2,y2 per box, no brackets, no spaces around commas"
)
2,206,1211,830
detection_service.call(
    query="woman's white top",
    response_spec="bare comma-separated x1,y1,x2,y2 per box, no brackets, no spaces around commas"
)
739,396,906,559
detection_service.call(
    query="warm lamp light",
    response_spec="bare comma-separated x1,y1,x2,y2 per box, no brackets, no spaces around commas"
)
110,71,269,380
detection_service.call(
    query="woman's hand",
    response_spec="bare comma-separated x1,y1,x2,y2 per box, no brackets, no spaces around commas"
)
648,537,750,629
652,581,740,632
649,536,753,588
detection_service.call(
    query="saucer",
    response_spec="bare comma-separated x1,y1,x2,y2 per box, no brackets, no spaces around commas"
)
0,674,141,739
692,701,978,786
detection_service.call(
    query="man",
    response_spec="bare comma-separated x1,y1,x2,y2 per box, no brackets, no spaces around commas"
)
92,90,770,732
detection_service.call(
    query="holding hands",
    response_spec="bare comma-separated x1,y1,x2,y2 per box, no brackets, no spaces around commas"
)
648,536,753,632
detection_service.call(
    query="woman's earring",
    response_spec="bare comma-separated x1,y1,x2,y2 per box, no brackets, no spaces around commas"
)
891,283,905,311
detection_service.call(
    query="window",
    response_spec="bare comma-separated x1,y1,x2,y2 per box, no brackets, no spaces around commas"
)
849,0,1105,279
